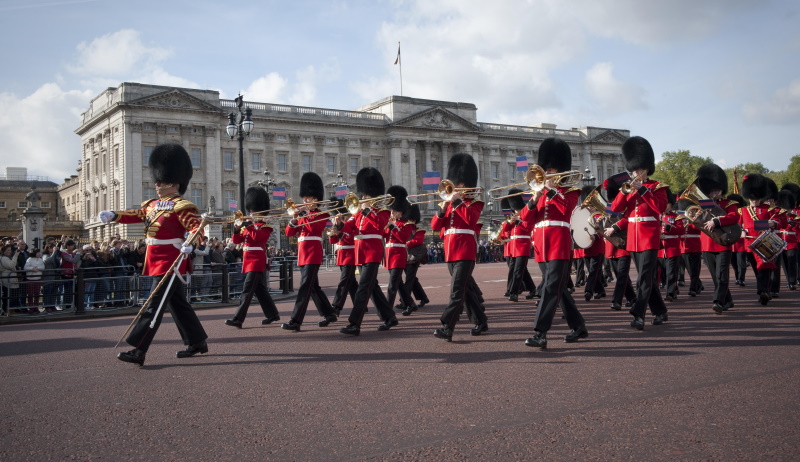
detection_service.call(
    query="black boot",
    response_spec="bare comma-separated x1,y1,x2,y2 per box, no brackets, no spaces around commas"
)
117,349,146,366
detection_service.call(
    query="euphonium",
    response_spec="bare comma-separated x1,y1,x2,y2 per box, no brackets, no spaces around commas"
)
677,179,743,246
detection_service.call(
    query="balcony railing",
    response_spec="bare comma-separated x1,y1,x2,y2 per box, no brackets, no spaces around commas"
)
220,100,387,121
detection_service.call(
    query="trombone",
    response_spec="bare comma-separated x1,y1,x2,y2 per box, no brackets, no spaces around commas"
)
407,179,483,205
491,165,583,199
301,192,395,224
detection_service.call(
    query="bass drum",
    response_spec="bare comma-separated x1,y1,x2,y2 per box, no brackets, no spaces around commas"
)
570,206,596,249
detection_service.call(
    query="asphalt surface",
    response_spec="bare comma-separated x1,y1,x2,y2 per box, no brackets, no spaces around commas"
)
2,262,799,461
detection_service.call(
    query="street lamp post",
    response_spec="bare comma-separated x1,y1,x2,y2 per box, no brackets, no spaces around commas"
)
583,167,596,187
226,94,254,213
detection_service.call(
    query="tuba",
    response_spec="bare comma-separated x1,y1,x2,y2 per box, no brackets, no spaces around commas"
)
576,186,626,249
678,180,743,246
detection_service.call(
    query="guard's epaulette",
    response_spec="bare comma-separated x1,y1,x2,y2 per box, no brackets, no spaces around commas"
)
140,198,157,208
653,183,670,191
172,197,199,213
564,187,581,194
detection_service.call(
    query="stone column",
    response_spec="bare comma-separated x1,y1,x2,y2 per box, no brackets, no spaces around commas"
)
204,125,221,216
127,121,143,209
389,138,403,186
424,141,433,172
407,139,418,195
441,142,450,176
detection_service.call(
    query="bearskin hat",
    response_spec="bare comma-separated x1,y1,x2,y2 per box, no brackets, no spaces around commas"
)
149,144,193,195
507,188,525,211
244,187,270,215
356,167,385,197
299,172,324,201
328,196,344,216
402,203,421,223
777,190,796,211
537,137,571,173
603,178,621,202
781,183,800,204
726,193,746,208
622,136,655,176
387,185,409,213
696,163,728,196
446,153,479,188
766,177,779,201
500,196,511,212
741,173,771,201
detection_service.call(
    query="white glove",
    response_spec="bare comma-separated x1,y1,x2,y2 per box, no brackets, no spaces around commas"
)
98,211,115,223
180,243,194,254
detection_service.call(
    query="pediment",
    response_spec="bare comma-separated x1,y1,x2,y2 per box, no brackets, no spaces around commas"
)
390,107,480,132
221,180,238,187
591,130,627,144
127,89,220,112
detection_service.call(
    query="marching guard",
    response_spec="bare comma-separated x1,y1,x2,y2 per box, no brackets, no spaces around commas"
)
328,197,358,316
101,144,208,366
383,185,418,314
225,187,281,328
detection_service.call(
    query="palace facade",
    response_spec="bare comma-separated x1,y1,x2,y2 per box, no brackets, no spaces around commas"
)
74,82,630,241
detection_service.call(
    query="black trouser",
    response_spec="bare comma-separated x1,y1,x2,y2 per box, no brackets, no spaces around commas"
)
610,256,636,305
769,266,781,294
126,276,207,352
683,252,702,293
574,258,586,285
522,264,536,293
630,249,667,319
332,264,357,310
232,271,279,321
509,256,530,296
584,255,605,296
703,250,732,306
440,260,487,329
677,256,685,284
387,267,415,309
603,258,614,282
533,259,585,333
403,262,428,303
348,262,394,326
290,264,334,324
663,255,680,298
781,248,797,286
506,257,514,294
464,275,486,325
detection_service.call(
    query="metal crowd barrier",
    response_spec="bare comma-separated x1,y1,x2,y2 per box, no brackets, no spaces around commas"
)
1,257,298,318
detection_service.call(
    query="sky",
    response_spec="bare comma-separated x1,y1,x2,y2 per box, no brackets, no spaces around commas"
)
0,0,798,183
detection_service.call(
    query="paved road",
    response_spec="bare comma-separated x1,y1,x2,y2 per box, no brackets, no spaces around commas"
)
2,262,799,461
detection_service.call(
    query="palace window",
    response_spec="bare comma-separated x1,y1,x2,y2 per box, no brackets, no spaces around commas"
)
190,189,203,207
251,152,262,171
491,163,499,180
143,146,155,166
302,155,312,173
508,164,516,181
0,201,5,208
349,157,359,175
301,136,311,143
191,148,202,168
277,153,287,172
326,156,336,173
18,201,27,208
223,151,234,170
372,158,380,169
41,201,51,208
276,135,287,141
167,126,178,132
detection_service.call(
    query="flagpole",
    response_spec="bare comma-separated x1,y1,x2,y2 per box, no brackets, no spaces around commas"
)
396,41,403,96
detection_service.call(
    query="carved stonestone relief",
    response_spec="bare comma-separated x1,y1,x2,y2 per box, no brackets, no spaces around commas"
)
422,111,452,129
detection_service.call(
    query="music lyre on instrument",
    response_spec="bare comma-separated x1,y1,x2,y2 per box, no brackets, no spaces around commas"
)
492,165,583,200
678,179,743,246
407,179,483,205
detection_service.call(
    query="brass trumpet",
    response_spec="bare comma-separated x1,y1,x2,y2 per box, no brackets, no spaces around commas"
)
407,179,483,205
620,171,646,195
492,165,583,199
487,165,541,193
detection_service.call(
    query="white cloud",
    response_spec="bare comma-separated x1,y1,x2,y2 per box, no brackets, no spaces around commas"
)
584,62,647,115
0,83,93,181
243,73,289,103
742,77,800,124
244,63,339,107
68,29,172,77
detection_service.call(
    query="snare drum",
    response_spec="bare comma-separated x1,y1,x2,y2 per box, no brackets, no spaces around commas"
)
748,230,787,263
570,207,596,249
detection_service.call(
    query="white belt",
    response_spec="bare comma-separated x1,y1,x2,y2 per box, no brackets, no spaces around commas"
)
355,234,383,240
386,243,407,248
145,238,182,248
684,234,701,238
535,220,569,228
334,244,355,250
243,246,264,251
662,236,679,239
445,229,475,236
298,236,323,242
510,235,532,240
779,231,796,236
629,217,658,223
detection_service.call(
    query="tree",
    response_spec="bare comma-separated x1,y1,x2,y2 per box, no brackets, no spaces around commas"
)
651,150,713,193
783,154,800,185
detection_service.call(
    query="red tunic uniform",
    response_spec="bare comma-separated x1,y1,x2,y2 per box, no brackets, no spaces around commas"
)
500,220,513,258
285,211,328,266
700,199,739,252
607,218,630,258
741,204,780,270
231,222,271,273
384,220,413,269
329,217,357,266
778,208,798,250
519,186,580,262
681,221,703,253
610,180,668,252
353,208,390,265
114,194,202,276
508,217,533,258
406,227,426,257
430,199,483,262
659,212,684,258
583,225,606,258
